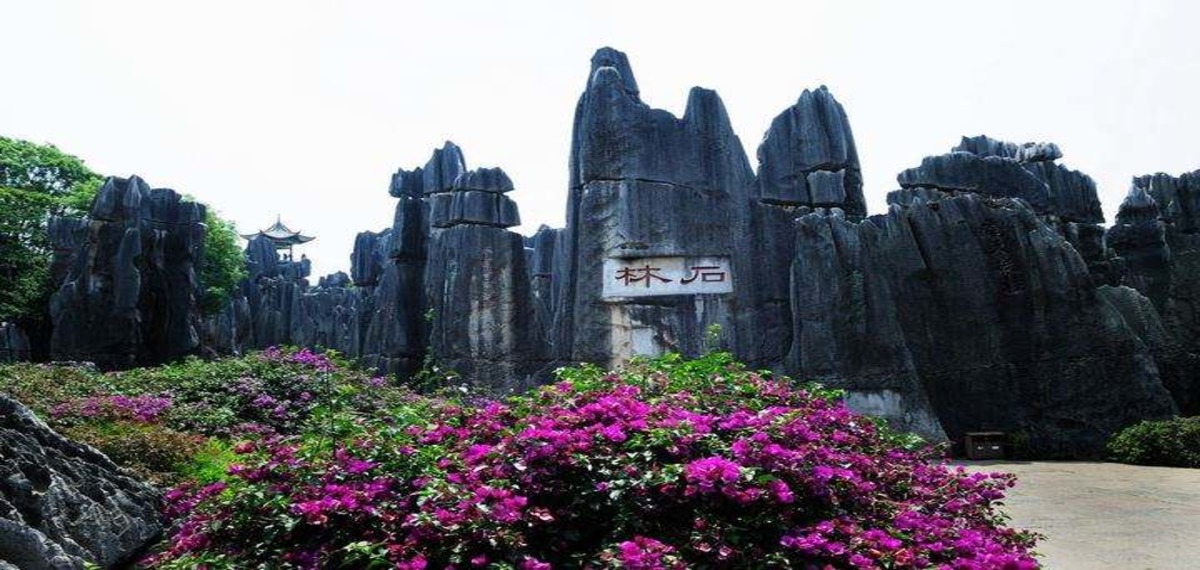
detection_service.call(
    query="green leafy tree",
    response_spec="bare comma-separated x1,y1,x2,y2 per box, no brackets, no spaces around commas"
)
200,209,247,315
1,136,246,343
0,138,102,329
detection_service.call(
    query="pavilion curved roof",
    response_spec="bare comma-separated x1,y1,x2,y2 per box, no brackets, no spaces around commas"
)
240,216,315,246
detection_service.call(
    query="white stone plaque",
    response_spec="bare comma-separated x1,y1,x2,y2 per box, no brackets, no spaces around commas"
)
601,256,733,299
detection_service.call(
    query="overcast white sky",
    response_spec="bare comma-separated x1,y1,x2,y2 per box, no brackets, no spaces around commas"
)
4,1,1199,276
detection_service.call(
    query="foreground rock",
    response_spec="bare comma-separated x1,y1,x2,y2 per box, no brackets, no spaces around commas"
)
0,395,161,569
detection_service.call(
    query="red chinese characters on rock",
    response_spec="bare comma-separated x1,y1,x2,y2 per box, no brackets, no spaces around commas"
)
613,264,728,288
681,265,726,284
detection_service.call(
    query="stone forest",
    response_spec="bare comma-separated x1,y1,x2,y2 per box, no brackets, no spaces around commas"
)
2,47,1199,569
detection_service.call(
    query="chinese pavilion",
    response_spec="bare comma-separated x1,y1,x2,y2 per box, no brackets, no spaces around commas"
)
239,215,315,259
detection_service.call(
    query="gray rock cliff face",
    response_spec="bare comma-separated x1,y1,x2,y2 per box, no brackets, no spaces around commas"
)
892,136,1112,280
0,395,161,569
49,176,207,368
554,47,868,370
1108,172,1200,414
788,193,1176,454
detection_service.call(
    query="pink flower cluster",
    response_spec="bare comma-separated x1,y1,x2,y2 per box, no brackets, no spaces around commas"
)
149,357,1039,569
263,345,336,372
52,394,173,423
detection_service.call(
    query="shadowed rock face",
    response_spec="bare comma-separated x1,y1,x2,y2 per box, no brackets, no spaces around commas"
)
790,194,1176,454
892,136,1114,282
0,395,161,570
49,176,207,368
1107,172,1200,414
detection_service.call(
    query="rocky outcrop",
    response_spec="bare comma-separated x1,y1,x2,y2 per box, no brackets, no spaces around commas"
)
0,395,161,569
425,177,539,390
894,135,1103,224
892,136,1113,282
1108,172,1200,415
49,176,207,368
206,144,540,387
788,194,1176,454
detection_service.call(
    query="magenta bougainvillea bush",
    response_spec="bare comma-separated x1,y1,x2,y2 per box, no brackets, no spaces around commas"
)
146,353,1039,569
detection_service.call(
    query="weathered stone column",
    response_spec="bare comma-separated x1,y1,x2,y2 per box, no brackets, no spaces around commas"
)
423,166,538,391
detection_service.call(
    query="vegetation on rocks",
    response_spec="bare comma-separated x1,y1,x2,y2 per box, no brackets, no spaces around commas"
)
0,136,247,339
1108,416,1200,468
117,352,1039,569
0,347,409,483
0,137,102,326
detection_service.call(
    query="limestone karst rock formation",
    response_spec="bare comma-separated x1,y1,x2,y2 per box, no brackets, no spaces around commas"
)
0,394,161,570
790,192,1176,455
27,47,1200,456
1106,172,1200,415
424,166,539,390
205,142,542,389
49,176,207,368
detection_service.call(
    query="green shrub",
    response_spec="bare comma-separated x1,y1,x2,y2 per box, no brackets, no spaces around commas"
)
1108,416,1200,468
60,421,206,484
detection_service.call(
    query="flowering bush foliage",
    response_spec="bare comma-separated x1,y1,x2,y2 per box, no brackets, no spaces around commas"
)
0,347,410,483
147,353,1039,569
51,394,174,423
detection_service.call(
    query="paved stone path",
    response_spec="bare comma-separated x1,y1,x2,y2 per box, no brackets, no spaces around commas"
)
961,461,1200,569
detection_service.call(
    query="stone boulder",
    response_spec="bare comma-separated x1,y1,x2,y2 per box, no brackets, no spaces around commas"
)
0,395,161,569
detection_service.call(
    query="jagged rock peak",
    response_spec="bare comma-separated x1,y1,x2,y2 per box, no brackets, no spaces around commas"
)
755,85,865,216
1116,186,1162,225
422,141,467,194
683,86,738,133
389,166,424,198
954,135,1063,162
895,136,1103,224
91,175,206,223
1132,170,1200,232
588,47,639,100
453,167,514,193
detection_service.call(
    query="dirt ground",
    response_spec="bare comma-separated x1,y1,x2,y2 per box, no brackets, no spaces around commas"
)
960,461,1200,569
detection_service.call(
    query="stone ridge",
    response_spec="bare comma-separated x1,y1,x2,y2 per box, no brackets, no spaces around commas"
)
894,135,1104,224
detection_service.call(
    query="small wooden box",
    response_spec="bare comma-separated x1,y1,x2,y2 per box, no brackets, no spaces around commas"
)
964,432,1005,460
